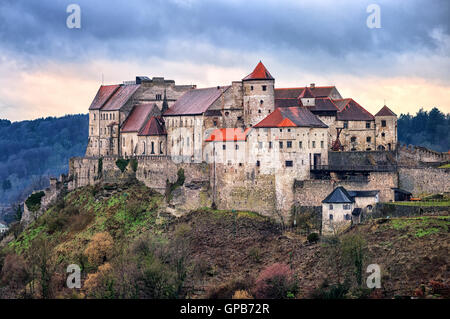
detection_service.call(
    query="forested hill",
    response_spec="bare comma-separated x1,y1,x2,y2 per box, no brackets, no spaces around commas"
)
0,114,88,213
398,107,449,152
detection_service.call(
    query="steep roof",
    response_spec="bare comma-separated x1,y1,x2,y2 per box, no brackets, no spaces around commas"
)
375,105,397,117
254,107,328,128
332,98,351,111
242,62,274,81
304,97,339,112
336,99,374,121
102,84,141,111
322,186,355,204
164,86,229,116
205,128,251,142
121,103,159,133
299,87,315,98
275,86,337,99
89,85,120,110
138,116,167,136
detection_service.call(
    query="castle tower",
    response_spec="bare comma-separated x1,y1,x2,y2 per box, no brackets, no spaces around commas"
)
242,61,275,127
374,105,397,151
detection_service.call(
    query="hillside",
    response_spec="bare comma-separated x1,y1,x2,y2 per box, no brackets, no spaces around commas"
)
0,181,448,299
0,114,88,222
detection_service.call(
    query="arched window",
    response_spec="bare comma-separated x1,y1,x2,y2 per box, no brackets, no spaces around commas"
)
377,145,385,151
160,141,163,154
151,141,155,154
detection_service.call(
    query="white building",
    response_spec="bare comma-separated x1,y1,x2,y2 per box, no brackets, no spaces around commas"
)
0,222,8,234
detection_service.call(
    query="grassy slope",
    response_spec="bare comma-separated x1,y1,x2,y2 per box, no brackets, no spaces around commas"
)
2,182,449,298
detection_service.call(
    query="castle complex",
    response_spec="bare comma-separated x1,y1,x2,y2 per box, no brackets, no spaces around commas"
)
69,62,448,222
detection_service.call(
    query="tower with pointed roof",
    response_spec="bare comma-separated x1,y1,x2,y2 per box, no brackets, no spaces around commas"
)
242,61,275,127
374,105,397,151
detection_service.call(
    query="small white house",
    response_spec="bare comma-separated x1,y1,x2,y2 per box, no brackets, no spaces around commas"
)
0,222,8,234
322,187,379,235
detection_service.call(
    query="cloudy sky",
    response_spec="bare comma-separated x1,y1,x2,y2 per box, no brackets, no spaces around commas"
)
0,0,449,121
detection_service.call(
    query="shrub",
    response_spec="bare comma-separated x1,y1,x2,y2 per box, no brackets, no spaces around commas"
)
0,254,29,290
207,277,254,299
130,158,138,172
25,191,45,212
253,263,298,299
310,279,349,299
248,247,262,263
307,232,320,243
115,159,130,173
84,232,114,266
233,290,254,299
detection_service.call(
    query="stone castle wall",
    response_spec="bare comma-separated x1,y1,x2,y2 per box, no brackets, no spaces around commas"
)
399,167,450,195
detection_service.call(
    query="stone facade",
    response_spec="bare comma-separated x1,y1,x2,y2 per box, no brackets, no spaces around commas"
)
399,167,450,196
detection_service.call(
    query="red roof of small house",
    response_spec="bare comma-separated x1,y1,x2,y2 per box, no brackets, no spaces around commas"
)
242,61,274,81
332,98,352,111
102,84,141,111
164,86,230,116
299,87,315,98
304,97,339,112
138,116,167,136
89,85,120,110
205,128,251,142
336,99,374,121
254,107,328,128
375,105,397,117
121,103,159,133
275,86,336,99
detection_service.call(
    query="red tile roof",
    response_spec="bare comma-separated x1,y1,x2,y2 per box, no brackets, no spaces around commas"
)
375,105,397,117
242,62,274,81
164,86,229,116
336,99,374,121
299,87,315,98
102,84,141,111
138,116,167,136
205,128,251,142
89,85,120,110
254,107,328,128
121,103,159,133
275,86,336,99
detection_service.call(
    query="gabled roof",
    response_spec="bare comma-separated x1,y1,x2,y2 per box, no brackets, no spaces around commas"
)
348,190,379,197
254,107,328,128
89,85,120,110
275,86,337,99
242,62,274,81
336,99,374,121
138,116,167,136
121,103,159,133
375,105,397,117
299,87,315,98
304,97,339,112
332,98,351,111
102,84,141,111
205,128,251,142
164,86,229,116
322,186,355,204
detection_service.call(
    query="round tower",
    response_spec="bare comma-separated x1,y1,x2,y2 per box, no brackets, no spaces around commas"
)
242,61,275,127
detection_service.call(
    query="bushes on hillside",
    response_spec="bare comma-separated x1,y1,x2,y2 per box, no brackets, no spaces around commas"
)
84,232,114,266
25,191,45,212
253,263,298,299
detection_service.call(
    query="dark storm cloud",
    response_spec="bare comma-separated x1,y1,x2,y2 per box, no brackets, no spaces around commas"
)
0,0,448,66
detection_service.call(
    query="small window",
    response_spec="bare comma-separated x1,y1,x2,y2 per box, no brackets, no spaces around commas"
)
256,160,260,167
222,144,226,150
381,132,385,137
235,144,239,150
279,128,283,132
287,141,292,148
225,111,229,116
343,121,348,129
262,85,267,91
213,120,218,126
258,109,262,113
285,160,293,167
381,120,386,127
279,141,283,149
287,128,291,132
329,214,333,220
351,136,357,142
258,142,263,149
250,85,254,91
329,204,333,210
312,141,316,148
366,136,371,142
367,205,373,211
345,214,351,220
237,116,242,121
156,94,162,100
366,121,371,128
343,204,351,210
299,141,302,149
269,142,272,149
321,141,324,148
